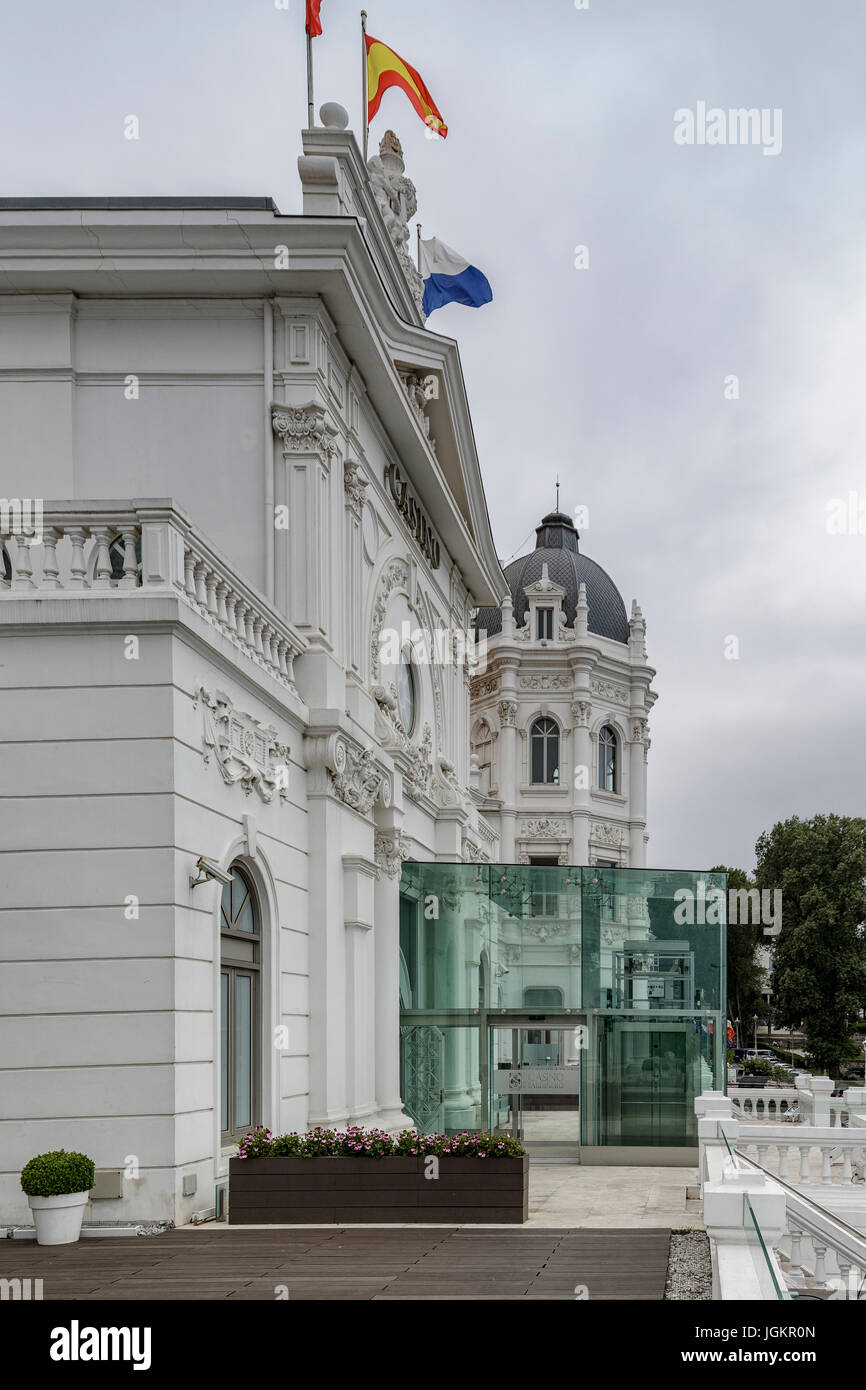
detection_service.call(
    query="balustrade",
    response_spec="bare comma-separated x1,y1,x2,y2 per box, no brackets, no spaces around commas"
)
0,501,305,694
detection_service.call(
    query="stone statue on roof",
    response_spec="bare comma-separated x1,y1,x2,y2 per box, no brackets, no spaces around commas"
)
367,131,425,314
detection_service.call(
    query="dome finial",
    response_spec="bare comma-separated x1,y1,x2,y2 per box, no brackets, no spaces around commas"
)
555,475,560,512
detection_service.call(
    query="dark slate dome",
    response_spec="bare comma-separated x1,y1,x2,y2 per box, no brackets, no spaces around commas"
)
477,511,629,644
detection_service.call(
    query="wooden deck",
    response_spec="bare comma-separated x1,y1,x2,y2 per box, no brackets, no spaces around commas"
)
0,1225,671,1300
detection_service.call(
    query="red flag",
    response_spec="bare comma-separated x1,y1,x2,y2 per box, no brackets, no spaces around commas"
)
306,1,322,37
365,34,448,138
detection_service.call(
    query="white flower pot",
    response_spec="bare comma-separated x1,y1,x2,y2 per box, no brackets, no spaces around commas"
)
28,1191,89,1245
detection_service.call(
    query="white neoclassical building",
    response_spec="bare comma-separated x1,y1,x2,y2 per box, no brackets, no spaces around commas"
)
0,116,505,1227
469,508,657,869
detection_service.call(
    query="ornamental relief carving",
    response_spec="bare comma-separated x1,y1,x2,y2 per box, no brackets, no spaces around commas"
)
271,401,339,465
472,675,498,698
519,673,571,692
330,739,392,815
194,685,290,804
398,370,438,455
591,678,628,705
590,820,626,847
461,837,490,864
403,725,433,801
629,718,649,745
369,559,410,682
519,817,569,840
368,563,444,749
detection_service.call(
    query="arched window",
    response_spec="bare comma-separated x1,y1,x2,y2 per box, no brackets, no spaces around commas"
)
220,866,261,1143
599,725,618,792
530,717,560,785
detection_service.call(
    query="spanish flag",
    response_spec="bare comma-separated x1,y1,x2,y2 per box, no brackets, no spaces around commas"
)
306,0,323,37
366,34,448,139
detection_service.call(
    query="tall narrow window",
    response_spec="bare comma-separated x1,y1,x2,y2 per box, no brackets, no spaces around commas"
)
536,607,553,639
530,718,560,784
220,866,261,1143
599,725,618,792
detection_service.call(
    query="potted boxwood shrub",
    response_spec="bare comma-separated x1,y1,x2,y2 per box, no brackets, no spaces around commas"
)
20,1150,95,1245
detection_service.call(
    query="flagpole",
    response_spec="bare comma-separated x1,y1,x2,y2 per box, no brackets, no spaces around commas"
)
306,29,315,129
416,223,422,272
361,10,368,161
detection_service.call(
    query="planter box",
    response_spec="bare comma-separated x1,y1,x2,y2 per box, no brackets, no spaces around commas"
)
228,1155,528,1224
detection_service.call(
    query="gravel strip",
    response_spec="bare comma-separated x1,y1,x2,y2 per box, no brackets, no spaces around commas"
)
664,1230,713,1300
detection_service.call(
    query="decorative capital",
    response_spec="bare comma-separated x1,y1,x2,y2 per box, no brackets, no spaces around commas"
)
375,829,411,879
271,401,339,465
629,718,649,745
498,699,518,727
344,458,368,515
571,699,592,728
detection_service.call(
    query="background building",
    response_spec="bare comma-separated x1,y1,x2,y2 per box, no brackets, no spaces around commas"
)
470,508,656,869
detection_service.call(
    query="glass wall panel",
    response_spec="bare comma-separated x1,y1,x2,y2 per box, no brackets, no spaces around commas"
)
399,863,726,1150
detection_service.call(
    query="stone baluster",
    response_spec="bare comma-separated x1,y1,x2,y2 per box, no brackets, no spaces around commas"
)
215,581,229,626
842,1149,852,1181
193,560,208,608
798,1145,812,1182
777,1142,790,1180
67,528,88,588
183,548,196,600
222,590,236,636
252,615,265,656
119,525,139,588
788,1222,803,1278
813,1243,827,1286
276,639,290,678
91,526,113,589
837,1257,852,1298
820,1146,833,1185
12,535,35,590
41,527,62,589
204,569,218,618
757,1143,769,1168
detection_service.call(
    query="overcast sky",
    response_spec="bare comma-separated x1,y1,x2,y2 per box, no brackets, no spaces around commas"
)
4,0,865,872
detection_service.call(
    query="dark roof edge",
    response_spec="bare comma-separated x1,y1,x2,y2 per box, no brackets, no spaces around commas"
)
0,197,280,211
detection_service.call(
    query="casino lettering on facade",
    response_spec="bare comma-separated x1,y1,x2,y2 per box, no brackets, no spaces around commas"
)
386,462,441,569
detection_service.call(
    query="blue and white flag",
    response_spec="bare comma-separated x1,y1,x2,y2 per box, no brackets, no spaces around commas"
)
420,236,493,316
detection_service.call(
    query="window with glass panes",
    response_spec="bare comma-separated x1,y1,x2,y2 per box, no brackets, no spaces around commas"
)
530,717,559,784
220,866,261,1143
599,725,617,791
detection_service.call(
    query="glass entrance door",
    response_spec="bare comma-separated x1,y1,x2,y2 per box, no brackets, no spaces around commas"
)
489,1023,581,1160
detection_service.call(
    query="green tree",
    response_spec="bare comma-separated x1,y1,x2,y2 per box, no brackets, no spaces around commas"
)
754,814,866,1076
711,864,765,1038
